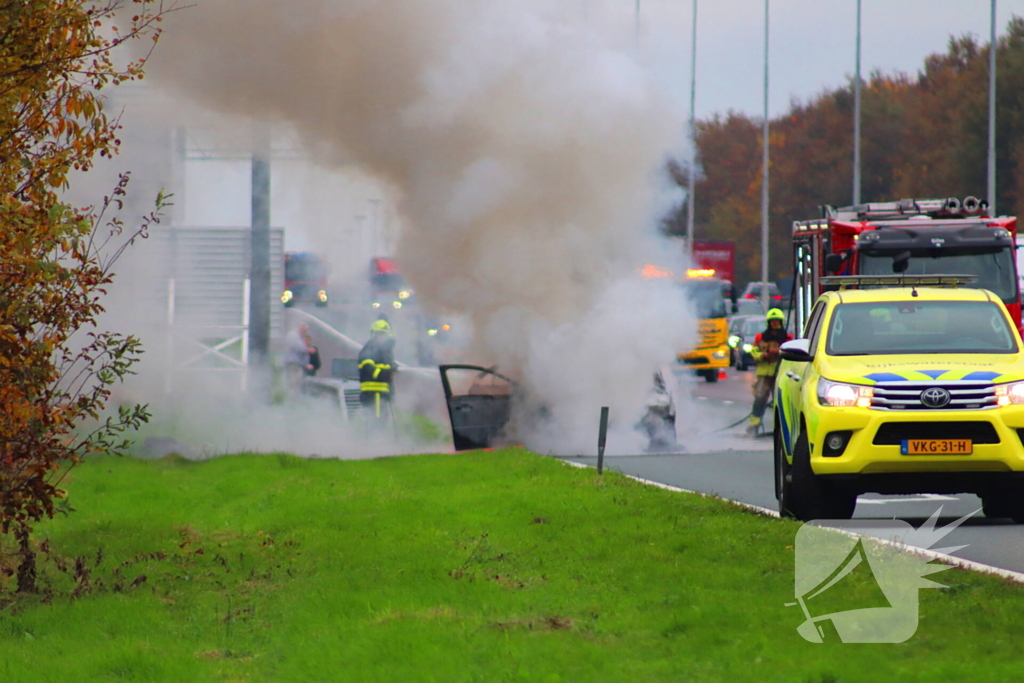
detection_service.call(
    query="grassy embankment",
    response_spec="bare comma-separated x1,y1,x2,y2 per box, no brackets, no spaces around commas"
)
2,449,1024,682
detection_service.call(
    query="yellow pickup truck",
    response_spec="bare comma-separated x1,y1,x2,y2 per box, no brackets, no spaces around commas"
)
775,276,1024,521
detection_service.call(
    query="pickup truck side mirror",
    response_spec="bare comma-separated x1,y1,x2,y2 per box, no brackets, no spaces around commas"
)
780,338,813,363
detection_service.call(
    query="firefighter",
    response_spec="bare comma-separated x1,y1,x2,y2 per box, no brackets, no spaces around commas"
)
748,308,792,434
358,319,396,423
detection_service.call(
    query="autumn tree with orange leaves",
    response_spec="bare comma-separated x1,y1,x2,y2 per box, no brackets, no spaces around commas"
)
0,0,175,592
665,19,1024,288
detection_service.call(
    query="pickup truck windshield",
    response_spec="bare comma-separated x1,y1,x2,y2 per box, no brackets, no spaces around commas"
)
826,300,1018,355
859,250,1017,303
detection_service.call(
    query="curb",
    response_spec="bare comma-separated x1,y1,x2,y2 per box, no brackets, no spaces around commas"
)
561,458,1024,585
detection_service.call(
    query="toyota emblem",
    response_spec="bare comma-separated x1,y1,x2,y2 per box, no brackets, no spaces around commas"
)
920,387,951,408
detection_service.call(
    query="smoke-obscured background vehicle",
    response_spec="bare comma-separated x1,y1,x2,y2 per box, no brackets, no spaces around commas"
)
282,252,330,308
728,315,764,371
676,272,731,383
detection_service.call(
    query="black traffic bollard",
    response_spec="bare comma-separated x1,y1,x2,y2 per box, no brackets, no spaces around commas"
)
597,406,609,474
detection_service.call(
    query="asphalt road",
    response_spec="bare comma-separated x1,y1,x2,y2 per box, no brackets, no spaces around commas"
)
573,366,1024,575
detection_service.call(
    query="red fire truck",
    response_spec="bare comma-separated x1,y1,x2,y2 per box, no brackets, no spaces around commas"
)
792,197,1020,333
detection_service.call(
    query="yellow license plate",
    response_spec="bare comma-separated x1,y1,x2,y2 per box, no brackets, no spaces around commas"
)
901,439,973,455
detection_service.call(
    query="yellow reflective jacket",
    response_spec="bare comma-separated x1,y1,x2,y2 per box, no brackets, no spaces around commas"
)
749,327,792,377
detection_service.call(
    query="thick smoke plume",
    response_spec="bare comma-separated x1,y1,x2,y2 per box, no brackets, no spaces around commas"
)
148,0,694,453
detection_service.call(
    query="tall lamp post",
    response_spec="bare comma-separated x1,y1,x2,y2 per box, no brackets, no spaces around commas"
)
249,129,272,369
368,198,383,256
685,0,698,262
634,0,641,50
760,0,770,312
988,0,998,216
853,0,862,205
354,214,366,278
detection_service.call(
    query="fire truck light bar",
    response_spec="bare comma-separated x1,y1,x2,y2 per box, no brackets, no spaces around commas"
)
824,197,989,221
820,275,979,289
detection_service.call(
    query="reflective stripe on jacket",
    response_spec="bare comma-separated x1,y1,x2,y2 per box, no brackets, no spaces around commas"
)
358,337,395,393
359,379,391,393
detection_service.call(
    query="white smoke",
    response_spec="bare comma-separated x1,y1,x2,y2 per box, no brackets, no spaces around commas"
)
140,0,694,454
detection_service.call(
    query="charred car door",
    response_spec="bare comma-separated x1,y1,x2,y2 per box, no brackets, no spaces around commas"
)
439,365,516,451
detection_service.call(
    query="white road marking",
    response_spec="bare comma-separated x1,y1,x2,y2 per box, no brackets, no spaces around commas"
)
857,494,959,505
723,400,734,405
696,396,708,401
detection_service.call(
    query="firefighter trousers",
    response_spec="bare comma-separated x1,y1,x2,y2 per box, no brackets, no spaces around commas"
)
751,375,776,423
360,390,391,420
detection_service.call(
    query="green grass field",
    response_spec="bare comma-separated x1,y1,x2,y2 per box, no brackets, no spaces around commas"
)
2,450,1024,682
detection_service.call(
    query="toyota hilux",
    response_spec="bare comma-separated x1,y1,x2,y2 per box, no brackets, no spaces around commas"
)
775,275,1024,521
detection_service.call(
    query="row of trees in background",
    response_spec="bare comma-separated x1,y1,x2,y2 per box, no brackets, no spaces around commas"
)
665,17,1024,288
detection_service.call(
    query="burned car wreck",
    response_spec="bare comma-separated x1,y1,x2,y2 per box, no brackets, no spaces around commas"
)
439,365,680,453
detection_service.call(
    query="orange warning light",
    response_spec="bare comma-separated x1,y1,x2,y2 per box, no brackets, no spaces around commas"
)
641,264,674,280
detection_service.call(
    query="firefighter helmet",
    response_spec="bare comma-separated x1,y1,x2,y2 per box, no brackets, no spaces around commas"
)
371,319,391,333
766,308,785,322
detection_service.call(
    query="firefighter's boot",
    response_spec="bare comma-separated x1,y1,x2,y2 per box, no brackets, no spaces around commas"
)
746,414,762,436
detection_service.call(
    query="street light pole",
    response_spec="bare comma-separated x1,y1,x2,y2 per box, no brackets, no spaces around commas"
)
988,0,998,215
634,0,640,50
249,128,272,369
853,0,862,205
354,214,366,279
368,198,383,256
685,0,698,261
760,0,770,312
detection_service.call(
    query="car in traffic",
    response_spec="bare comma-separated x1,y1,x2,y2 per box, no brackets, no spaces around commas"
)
733,298,766,317
741,281,783,306
728,315,764,370
774,275,1024,522
730,312,799,371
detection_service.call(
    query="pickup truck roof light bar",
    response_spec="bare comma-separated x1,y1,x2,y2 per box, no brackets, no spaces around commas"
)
820,275,980,290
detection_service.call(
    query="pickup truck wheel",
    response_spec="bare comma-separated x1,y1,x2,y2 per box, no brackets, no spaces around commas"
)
703,369,719,383
981,490,1024,522
786,430,856,521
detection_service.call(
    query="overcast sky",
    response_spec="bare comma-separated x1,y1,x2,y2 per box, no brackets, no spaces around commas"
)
588,0,1024,120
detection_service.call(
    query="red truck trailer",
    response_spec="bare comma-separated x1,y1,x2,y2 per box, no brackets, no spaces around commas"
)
691,240,736,284
691,239,736,305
